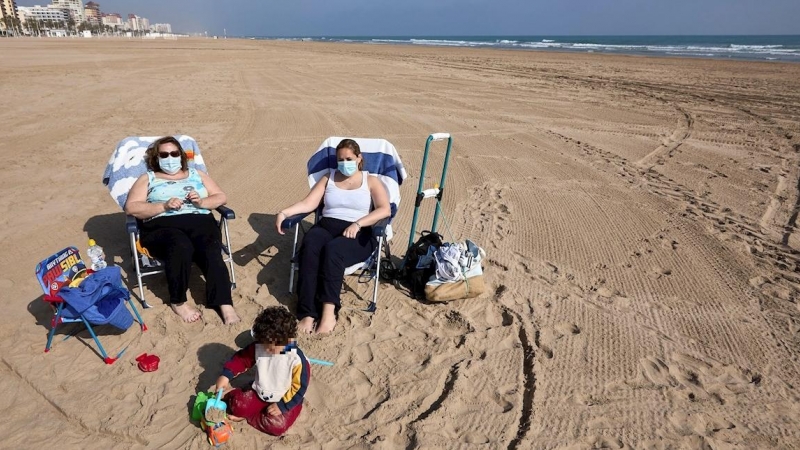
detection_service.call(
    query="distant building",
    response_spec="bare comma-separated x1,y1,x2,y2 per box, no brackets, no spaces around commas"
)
83,1,99,25
17,5,69,24
0,0,19,33
151,23,171,33
50,0,84,23
127,13,148,32
101,12,121,28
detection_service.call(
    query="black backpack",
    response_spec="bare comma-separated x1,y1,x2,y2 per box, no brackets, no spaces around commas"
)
400,231,443,299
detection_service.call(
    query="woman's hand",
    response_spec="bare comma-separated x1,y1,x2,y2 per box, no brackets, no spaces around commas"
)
186,190,204,208
275,212,287,235
343,222,361,239
164,197,183,212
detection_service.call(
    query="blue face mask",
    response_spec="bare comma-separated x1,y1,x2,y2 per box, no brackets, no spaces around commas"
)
159,156,182,174
337,160,358,176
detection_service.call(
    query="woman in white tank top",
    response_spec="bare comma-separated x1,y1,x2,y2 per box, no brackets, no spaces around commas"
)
275,139,391,335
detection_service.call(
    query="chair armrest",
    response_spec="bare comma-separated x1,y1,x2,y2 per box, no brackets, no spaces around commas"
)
126,215,139,234
216,205,235,220
282,212,312,230
373,217,391,237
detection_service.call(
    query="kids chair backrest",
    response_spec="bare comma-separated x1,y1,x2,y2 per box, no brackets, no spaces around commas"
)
102,136,237,308
34,247,146,364
284,137,407,312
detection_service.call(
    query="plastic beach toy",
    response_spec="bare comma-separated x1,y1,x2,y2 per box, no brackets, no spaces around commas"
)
135,353,160,372
198,390,233,447
191,391,211,422
205,389,227,420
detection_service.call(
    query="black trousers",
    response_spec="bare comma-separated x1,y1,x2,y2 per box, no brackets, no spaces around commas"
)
140,213,232,307
296,217,376,320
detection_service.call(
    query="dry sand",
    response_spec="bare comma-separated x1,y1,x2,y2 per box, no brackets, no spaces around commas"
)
2,38,800,449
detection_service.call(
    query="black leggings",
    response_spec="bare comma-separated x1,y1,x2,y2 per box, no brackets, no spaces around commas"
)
296,217,376,319
140,213,232,307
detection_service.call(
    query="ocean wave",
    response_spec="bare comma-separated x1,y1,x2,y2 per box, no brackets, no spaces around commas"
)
285,36,800,61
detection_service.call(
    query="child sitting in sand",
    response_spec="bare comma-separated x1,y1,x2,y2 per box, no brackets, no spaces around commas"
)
215,306,310,436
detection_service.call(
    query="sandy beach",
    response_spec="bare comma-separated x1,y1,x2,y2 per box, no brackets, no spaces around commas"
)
2,38,800,449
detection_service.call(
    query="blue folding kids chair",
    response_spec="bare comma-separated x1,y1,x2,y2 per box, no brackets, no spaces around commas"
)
35,246,146,364
102,135,237,308
281,137,407,312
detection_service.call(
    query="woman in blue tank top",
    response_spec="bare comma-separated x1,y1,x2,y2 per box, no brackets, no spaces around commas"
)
125,136,239,324
275,139,391,335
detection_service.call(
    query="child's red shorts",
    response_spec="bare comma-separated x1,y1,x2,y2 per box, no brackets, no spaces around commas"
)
224,388,302,436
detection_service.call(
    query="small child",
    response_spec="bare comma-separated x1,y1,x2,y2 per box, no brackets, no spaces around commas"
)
215,306,310,436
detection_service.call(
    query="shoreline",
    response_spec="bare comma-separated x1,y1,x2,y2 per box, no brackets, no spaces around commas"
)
3,34,800,64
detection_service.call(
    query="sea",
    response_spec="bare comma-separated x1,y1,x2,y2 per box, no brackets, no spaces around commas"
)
251,35,800,62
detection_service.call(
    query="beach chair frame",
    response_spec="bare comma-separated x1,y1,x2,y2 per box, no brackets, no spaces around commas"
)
103,136,237,308
126,208,236,308
281,137,406,313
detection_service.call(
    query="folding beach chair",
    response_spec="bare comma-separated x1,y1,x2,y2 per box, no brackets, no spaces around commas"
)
281,137,407,312
35,246,146,364
102,135,237,308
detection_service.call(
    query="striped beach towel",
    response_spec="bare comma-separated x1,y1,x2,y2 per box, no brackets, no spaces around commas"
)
102,135,207,209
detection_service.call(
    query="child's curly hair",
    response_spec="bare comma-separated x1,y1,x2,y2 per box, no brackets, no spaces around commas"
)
252,306,297,345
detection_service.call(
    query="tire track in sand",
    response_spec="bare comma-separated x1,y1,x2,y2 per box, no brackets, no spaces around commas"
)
636,105,694,170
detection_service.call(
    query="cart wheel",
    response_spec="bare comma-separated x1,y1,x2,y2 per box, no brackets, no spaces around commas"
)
379,260,394,281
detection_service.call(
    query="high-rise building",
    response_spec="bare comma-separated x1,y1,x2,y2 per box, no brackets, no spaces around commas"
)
127,13,148,32
17,5,69,23
0,0,19,33
84,1,99,25
50,0,84,23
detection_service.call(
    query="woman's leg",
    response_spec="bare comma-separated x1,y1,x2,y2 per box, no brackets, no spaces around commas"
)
140,224,201,322
316,228,376,333
296,224,335,330
185,215,238,323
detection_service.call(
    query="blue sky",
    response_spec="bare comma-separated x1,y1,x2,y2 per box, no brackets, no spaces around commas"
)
18,0,800,36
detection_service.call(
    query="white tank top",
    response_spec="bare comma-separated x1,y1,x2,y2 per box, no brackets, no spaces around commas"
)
322,170,372,222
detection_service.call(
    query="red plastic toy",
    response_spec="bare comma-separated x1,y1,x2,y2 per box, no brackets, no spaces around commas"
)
136,353,160,372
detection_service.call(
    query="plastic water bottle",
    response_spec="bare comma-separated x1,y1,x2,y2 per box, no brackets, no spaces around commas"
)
87,239,107,271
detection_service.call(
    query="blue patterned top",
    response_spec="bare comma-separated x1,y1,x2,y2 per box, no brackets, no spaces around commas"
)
146,168,211,219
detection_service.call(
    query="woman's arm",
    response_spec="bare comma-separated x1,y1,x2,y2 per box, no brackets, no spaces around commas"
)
191,170,227,210
124,174,182,219
275,175,329,235
341,176,391,239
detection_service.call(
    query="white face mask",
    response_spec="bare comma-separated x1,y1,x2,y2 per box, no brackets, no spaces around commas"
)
159,156,182,174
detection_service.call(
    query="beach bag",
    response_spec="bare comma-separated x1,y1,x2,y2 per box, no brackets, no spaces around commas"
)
424,239,486,302
56,265,134,330
401,230,443,299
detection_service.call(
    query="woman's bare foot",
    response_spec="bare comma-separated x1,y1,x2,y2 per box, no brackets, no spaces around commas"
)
298,317,315,334
219,305,240,325
316,303,336,334
171,302,201,323
227,414,245,422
